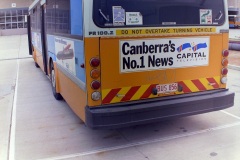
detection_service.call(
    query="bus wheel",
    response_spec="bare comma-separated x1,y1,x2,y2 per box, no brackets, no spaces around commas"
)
50,61,63,100
35,62,39,68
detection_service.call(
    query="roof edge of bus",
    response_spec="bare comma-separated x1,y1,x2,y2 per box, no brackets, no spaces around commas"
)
29,0,41,11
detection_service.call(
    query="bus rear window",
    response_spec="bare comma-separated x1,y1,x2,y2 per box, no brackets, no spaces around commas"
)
93,0,225,27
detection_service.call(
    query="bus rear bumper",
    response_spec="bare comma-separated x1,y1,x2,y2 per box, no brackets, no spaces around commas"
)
85,89,234,129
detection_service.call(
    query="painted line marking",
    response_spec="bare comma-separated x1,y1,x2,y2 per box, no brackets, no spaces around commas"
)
221,110,240,120
37,121,240,160
8,59,19,160
0,57,32,61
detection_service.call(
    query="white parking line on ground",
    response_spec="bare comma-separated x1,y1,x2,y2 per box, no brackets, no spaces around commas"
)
0,57,32,61
36,121,240,160
8,59,19,160
221,110,240,120
229,65,240,71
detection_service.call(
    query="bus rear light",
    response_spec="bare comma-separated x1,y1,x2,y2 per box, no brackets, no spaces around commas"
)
90,58,100,67
221,77,227,84
221,68,228,76
91,80,101,90
222,58,228,67
91,69,100,79
222,50,229,57
92,91,101,101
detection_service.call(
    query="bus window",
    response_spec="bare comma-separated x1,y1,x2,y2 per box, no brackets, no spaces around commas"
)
93,0,225,27
55,0,70,34
45,0,55,33
45,0,82,36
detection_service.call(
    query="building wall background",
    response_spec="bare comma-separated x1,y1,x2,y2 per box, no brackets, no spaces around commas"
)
0,0,33,36
0,0,33,9
228,0,240,8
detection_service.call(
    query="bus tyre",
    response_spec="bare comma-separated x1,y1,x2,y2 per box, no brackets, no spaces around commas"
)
50,61,63,100
35,62,39,68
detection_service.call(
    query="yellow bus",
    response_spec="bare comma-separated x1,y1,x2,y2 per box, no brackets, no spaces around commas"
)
28,0,234,129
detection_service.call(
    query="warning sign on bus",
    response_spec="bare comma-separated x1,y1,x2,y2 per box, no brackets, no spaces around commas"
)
116,27,216,36
200,9,212,24
120,37,209,73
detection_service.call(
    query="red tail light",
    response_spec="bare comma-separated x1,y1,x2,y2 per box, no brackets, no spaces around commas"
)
90,58,100,67
91,80,101,90
222,50,229,57
221,68,228,76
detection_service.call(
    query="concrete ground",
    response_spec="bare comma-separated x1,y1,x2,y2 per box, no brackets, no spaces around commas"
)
0,34,240,160
229,50,240,67
0,35,31,160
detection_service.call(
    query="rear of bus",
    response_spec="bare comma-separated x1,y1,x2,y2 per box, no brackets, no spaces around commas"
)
84,0,235,129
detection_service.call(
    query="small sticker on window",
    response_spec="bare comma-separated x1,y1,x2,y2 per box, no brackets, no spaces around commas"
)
126,12,143,25
113,6,125,26
162,22,176,25
200,9,212,24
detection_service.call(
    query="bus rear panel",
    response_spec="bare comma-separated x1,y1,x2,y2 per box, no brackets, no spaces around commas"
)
85,0,234,128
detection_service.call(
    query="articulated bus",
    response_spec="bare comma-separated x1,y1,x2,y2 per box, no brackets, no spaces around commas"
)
28,0,234,129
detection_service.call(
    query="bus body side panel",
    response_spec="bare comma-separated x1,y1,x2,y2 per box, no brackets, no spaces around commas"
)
35,49,44,71
31,42,37,62
31,30,45,71
46,34,87,121
56,65,87,121
32,39,45,73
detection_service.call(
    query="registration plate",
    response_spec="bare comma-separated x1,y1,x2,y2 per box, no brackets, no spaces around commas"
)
156,83,178,94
